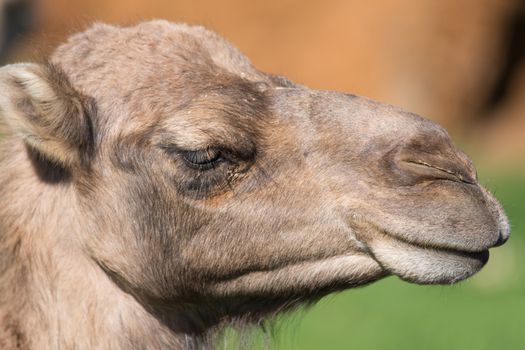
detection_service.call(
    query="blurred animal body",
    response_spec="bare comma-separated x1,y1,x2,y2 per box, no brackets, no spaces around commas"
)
0,21,509,349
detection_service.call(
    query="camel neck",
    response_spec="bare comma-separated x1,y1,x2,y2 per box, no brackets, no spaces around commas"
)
0,139,190,349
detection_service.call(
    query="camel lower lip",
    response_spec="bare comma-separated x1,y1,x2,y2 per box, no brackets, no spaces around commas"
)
454,249,489,263
361,233,490,285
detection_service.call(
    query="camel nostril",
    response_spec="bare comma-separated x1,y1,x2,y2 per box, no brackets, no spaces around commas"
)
397,159,476,185
394,135,478,186
493,231,509,247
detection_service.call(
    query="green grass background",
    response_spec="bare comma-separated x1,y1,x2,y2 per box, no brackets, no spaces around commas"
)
223,170,525,350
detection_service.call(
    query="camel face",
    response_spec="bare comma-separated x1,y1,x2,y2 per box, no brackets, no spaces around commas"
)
0,20,509,316
269,89,509,285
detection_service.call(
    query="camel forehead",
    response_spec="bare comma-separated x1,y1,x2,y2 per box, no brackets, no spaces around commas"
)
48,20,276,138
50,21,266,99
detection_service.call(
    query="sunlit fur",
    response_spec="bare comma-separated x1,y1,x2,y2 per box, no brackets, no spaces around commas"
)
0,21,509,349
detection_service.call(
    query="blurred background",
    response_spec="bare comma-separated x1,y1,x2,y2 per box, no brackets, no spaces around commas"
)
1,0,523,349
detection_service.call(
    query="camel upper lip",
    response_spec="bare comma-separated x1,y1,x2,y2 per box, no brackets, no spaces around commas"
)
351,216,501,256
384,231,491,255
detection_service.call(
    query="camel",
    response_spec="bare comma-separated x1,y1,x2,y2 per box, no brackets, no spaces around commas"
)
0,21,509,349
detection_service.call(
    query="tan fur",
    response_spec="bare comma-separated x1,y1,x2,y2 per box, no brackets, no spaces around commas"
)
0,21,510,349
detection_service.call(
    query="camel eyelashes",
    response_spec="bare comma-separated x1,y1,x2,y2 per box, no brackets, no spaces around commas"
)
159,145,230,170
181,148,224,170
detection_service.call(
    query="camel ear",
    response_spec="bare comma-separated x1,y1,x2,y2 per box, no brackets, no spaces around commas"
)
0,63,94,168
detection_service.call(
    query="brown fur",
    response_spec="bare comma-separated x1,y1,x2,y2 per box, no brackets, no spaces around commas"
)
0,21,510,349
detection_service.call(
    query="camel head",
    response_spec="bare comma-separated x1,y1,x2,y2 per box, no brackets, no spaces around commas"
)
0,21,509,326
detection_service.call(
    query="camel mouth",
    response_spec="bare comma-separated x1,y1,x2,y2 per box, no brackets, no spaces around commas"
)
360,230,491,285
347,179,509,285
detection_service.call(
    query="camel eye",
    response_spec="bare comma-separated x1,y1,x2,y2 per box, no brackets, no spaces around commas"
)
181,148,224,170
